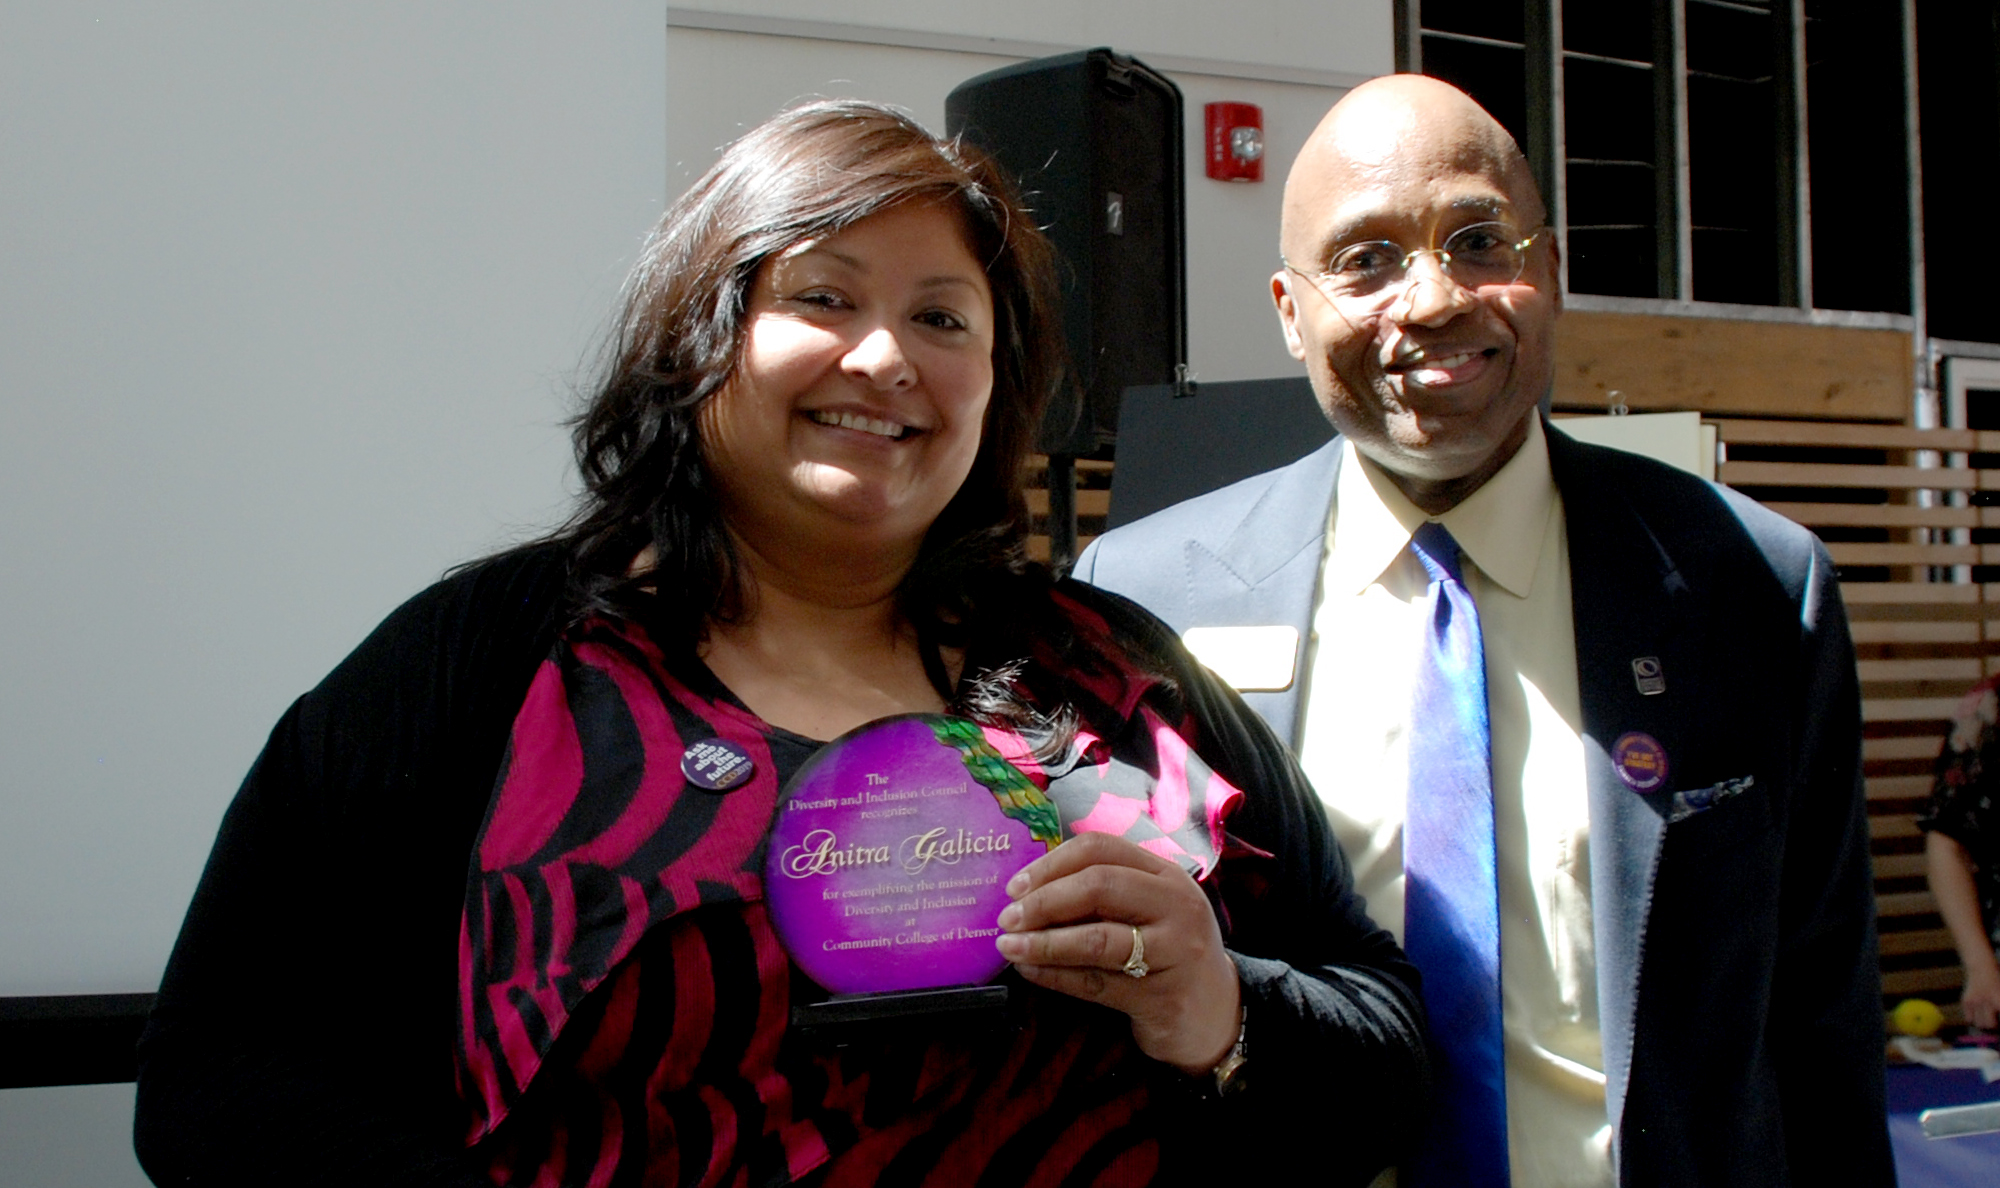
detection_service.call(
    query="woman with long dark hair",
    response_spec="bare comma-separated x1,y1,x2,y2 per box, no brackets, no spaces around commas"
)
135,101,1426,1186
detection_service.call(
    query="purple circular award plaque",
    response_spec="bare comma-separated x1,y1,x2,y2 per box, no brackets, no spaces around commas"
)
764,714,1062,995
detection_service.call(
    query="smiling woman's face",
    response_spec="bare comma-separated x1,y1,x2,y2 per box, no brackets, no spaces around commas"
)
700,201,996,559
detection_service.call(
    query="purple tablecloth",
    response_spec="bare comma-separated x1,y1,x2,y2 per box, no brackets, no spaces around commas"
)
1886,1064,2000,1188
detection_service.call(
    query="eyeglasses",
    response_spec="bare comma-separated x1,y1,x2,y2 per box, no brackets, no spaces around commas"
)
1283,223,1548,308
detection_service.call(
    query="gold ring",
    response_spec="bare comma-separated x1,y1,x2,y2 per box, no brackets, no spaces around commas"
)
1122,925,1149,978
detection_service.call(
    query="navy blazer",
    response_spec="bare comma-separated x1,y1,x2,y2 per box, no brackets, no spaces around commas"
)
1075,422,1893,1186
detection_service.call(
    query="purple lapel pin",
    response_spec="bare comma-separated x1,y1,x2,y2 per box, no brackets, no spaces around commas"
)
1611,731,1669,792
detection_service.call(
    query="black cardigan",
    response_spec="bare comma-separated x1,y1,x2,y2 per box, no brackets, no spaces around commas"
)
135,545,1429,1185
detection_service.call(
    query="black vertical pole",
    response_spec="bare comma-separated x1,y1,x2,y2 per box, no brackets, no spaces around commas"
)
1046,453,1079,572
1394,0,1421,72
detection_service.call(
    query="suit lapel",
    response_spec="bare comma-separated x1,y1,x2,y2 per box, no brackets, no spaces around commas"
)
1183,438,1343,748
1548,425,1691,1161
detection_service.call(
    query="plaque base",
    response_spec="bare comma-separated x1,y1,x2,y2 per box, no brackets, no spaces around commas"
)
790,983,1010,1044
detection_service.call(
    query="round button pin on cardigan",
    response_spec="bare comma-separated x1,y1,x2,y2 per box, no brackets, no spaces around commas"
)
764,714,1060,995
1611,731,1669,792
681,738,756,792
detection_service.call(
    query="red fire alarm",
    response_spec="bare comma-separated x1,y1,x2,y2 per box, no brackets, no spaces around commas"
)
1205,102,1264,182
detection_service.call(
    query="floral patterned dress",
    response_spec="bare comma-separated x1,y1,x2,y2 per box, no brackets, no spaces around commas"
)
1923,675,2000,949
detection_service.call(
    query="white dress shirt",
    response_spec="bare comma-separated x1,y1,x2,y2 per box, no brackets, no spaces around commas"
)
1297,419,1613,1188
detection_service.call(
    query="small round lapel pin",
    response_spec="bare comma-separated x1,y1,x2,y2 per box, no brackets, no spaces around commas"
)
1611,732,1669,792
682,738,756,793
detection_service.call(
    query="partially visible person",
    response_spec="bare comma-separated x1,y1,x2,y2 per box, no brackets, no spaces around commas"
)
1924,676,2000,1030
1078,75,1890,1186
132,101,1426,1187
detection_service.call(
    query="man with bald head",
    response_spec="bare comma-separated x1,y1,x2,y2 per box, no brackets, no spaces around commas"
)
1077,77,1890,1186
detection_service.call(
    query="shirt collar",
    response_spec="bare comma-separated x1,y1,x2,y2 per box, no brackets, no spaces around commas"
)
1327,416,1556,599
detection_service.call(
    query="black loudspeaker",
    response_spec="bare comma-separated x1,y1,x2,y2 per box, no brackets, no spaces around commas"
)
946,49,1187,458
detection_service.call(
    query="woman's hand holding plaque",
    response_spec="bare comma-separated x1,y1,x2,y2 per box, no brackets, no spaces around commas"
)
995,830,1243,1076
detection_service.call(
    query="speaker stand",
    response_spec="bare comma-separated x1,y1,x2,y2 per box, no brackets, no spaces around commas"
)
1045,453,1078,572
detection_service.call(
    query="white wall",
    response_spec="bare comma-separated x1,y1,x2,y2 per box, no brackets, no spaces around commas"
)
675,0,1388,79
0,1084,149,1188
1178,73,1376,381
665,5,1391,383
0,2,666,998
0,2,1381,1179
2,3,664,1180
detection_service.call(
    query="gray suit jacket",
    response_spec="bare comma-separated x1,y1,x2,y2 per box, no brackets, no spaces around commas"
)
1075,422,1892,1186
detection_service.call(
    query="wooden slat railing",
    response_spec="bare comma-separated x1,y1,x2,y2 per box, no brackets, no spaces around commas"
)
1716,421,1998,451
1024,456,1115,563
1718,461,1981,490
1765,502,1983,528
1711,417,1997,1022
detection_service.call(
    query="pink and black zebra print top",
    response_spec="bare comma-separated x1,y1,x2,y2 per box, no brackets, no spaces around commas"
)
455,588,1249,1186
135,545,1423,1187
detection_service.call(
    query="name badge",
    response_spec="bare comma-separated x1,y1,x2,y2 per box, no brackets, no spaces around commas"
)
1181,625,1299,691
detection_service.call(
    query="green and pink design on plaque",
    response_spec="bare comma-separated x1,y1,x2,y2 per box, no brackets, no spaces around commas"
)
764,714,1062,994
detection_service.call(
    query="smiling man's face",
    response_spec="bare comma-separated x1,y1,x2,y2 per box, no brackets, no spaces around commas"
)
1272,77,1560,514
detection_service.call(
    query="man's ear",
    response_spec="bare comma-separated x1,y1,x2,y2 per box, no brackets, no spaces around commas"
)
1271,271,1308,361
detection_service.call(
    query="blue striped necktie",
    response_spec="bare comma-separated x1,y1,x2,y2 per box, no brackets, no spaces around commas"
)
1403,521,1509,1187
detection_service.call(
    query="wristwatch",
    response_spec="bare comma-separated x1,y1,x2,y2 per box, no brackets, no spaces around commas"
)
1208,1003,1250,1099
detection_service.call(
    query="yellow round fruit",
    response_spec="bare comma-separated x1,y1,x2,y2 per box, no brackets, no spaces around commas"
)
1893,998,1944,1038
